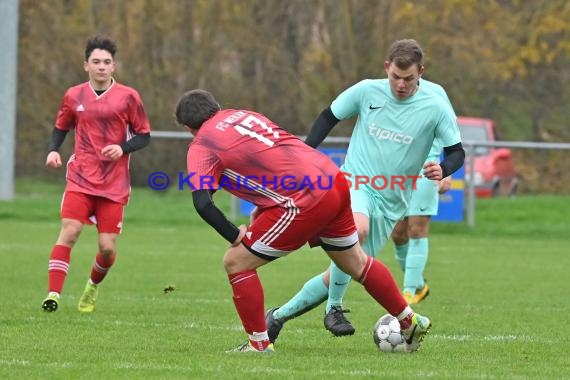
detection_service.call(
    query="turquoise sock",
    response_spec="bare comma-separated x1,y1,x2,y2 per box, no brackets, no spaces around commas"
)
274,273,328,321
394,242,409,273
403,238,428,293
325,261,352,313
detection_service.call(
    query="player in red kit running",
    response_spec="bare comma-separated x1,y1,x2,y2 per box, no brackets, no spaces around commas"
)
41,34,151,313
175,89,431,353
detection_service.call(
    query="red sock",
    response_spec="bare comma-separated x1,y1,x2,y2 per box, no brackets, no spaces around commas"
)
90,252,116,284
47,245,71,294
228,270,268,345
358,256,408,316
398,312,414,330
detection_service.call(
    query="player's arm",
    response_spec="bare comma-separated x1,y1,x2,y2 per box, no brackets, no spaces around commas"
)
47,128,68,153
46,128,69,168
120,133,151,154
101,133,150,160
192,189,245,246
440,142,465,178
423,143,465,180
305,107,340,148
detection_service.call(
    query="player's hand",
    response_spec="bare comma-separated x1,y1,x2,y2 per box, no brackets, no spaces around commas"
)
101,144,124,160
45,151,62,168
438,176,452,194
231,224,248,247
423,162,443,181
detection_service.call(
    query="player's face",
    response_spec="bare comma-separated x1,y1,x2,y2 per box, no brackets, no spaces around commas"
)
84,49,115,90
384,61,424,100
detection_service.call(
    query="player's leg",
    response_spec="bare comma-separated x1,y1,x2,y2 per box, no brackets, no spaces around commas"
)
271,270,329,322
265,210,359,343
326,212,368,310
266,217,366,339
404,215,431,304
323,211,367,336
42,191,90,312
78,197,123,313
226,206,318,352
402,177,438,303
321,186,431,352
391,218,409,272
326,245,431,352
224,242,275,352
323,188,370,335
266,271,329,343
325,209,396,336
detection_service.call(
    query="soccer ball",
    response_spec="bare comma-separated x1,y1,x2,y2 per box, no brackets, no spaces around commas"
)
373,314,407,353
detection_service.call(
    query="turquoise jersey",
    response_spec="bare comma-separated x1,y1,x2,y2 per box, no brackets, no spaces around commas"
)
331,79,461,219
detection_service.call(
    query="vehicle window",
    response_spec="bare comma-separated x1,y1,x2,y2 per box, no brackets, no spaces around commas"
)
458,124,490,156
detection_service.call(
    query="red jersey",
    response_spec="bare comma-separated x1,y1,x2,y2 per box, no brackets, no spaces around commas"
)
55,80,151,204
186,109,339,209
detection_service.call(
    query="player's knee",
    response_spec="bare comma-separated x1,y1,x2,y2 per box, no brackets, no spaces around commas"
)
333,246,368,279
357,227,369,245
354,250,370,276
98,235,117,255
353,214,369,244
408,224,428,239
407,216,430,238
99,247,115,258
223,251,244,274
58,223,82,246
391,230,407,245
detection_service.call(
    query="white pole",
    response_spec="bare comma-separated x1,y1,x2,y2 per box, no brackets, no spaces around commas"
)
466,145,476,228
0,0,19,200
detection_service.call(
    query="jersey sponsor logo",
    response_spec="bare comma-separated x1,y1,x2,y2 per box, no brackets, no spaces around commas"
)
369,105,383,110
368,126,414,144
76,104,85,112
246,232,252,239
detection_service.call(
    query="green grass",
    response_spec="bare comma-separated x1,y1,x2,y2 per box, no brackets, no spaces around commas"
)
1,179,569,379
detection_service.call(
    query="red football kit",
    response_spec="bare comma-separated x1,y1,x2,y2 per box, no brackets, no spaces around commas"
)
187,109,357,258
55,80,151,205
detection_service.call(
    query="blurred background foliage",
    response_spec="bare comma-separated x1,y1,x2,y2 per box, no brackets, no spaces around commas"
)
15,0,570,189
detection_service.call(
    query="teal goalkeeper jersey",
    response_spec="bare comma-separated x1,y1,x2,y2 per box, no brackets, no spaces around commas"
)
331,78,461,219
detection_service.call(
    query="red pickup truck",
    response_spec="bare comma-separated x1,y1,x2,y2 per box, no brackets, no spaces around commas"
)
457,117,518,197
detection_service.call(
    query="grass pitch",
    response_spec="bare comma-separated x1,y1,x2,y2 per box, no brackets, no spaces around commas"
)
1,180,569,379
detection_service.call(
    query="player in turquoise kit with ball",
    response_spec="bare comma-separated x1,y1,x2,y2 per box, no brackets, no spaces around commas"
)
266,39,465,341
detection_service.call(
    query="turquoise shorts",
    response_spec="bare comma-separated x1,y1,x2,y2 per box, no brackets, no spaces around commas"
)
349,187,397,258
406,175,439,216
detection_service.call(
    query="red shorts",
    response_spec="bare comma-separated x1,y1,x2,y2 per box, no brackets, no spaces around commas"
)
241,182,358,260
61,191,124,234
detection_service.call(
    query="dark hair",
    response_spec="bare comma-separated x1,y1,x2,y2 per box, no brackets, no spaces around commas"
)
175,89,221,129
85,34,117,61
387,39,424,69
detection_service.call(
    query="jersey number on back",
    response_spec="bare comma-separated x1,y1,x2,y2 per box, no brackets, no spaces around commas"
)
234,115,280,147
